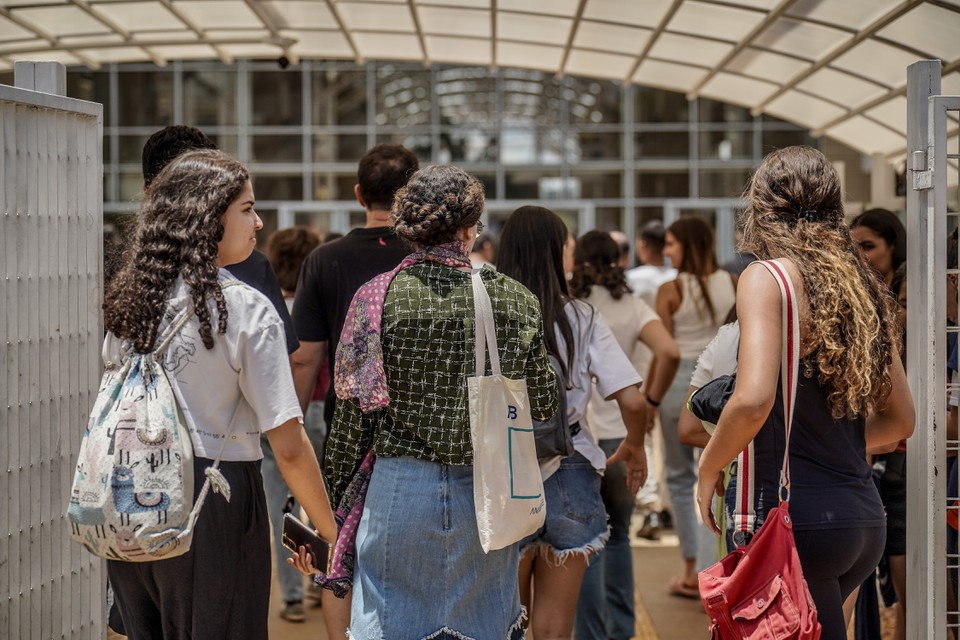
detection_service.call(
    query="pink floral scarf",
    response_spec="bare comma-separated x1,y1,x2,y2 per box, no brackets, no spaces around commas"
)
334,241,472,412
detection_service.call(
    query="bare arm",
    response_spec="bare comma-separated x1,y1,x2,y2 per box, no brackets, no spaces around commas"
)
696,265,781,531
290,340,327,413
678,385,712,448
639,319,680,404
265,418,338,543
605,384,649,493
864,353,915,448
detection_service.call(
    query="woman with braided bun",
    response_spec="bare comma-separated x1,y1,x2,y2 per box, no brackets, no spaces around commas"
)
696,146,915,639
318,165,558,639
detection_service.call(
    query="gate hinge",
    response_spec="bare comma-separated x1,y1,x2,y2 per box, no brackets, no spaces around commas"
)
911,149,933,191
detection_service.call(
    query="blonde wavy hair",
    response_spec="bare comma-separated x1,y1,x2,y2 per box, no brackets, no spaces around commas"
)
741,146,897,420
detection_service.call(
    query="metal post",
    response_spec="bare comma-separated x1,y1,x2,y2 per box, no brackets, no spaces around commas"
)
13,61,66,96
906,58,944,640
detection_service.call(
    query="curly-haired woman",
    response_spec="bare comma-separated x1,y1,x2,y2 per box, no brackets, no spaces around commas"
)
696,146,915,639
570,230,680,639
317,165,557,639
103,150,337,639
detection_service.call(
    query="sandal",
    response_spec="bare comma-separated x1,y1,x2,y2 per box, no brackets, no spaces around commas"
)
668,575,700,599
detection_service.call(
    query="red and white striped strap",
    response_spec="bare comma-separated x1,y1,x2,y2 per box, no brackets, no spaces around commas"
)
732,260,800,533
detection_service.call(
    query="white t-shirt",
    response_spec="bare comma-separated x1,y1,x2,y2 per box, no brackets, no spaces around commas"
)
690,321,740,388
102,271,303,461
543,300,643,477
626,264,677,309
582,286,659,441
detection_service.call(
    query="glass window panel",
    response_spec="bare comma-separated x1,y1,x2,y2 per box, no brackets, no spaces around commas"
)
699,168,752,198
505,170,561,200
436,66,497,126
595,207,624,232
502,68,562,126
698,97,751,124
567,77,622,124
119,135,151,164
67,70,111,127
376,66,431,127
251,135,302,163
634,87,689,123
635,131,689,158
251,71,302,126
571,171,623,199
440,129,497,163
472,173,496,200
183,70,237,127
119,172,145,202
118,72,173,126
636,206,665,229
313,68,368,126
376,132,432,163
313,173,358,201
313,134,368,163
567,131,623,161
253,175,303,201
699,130,753,160
501,129,565,164
209,134,239,156
761,128,815,153
636,171,690,198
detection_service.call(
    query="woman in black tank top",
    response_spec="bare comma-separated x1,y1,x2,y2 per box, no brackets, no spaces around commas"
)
695,146,915,639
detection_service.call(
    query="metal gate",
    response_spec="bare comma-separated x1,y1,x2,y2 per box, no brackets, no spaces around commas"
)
906,59,960,640
0,62,104,640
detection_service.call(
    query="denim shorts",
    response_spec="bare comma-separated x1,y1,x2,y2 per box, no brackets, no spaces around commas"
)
349,456,524,640
520,452,609,562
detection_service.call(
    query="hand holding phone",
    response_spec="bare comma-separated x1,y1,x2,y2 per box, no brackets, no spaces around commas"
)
282,513,331,575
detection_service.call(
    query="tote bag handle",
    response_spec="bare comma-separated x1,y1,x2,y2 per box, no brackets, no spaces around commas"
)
471,272,501,377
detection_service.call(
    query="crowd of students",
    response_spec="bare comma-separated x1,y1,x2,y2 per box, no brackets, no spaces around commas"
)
101,128,919,640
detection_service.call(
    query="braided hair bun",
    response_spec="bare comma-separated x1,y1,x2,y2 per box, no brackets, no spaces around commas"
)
392,165,484,247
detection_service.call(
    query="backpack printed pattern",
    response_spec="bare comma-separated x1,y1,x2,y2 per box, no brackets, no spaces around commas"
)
68,282,238,562
68,351,195,561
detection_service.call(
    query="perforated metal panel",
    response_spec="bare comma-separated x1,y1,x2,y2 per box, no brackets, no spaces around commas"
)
0,78,103,640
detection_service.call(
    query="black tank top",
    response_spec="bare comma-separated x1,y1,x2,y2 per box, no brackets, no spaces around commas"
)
751,369,884,531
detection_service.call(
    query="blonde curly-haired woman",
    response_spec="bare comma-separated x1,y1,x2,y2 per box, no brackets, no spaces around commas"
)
696,146,915,640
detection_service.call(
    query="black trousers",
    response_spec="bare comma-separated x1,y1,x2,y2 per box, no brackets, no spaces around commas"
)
108,457,271,640
794,525,886,640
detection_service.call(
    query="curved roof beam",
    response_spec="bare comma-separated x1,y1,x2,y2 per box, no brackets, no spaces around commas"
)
407,0,430,68
623,0,685,85
686,0,800,101
322,0,362,64
751,0,924,116
558,0,589,78
155,0,232,65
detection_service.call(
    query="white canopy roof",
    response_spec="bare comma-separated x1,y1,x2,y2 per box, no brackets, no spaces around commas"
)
1,0,958,157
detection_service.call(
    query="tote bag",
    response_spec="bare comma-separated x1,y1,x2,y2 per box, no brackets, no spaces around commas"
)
467,272,546,553
698,260,821,639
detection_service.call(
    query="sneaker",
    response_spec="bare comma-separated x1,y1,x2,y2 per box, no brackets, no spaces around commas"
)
305,582,324,608
280,601,306,623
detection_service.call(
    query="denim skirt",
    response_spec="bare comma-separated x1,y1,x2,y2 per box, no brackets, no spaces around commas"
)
349,456,525,640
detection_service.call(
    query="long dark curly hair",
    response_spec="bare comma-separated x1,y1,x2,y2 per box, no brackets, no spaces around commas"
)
104,149,249,353
392,165,484,247
741,146,897,419
569,230,631,300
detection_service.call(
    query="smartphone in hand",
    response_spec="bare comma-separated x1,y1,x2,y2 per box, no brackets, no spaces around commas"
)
281,513,332,574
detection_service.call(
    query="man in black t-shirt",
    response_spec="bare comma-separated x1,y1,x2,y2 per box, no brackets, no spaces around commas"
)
290,144,416,636
291,144,417,425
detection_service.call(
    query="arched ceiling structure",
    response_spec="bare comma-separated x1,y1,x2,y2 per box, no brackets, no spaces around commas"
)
1,0,958,158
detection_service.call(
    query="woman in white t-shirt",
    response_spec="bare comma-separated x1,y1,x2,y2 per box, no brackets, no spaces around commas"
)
648,216,736,599
498,207,649,640
102,150,337,639
569,231,680,640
